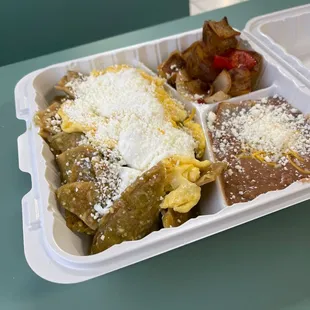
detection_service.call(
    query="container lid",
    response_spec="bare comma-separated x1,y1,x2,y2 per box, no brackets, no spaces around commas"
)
244,4,310,87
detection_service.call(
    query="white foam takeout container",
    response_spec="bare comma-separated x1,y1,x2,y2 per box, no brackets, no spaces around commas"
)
15,5,310,283
244,4,310,86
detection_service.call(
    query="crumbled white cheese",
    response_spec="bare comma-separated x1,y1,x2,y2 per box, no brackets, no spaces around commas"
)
94,203,110,216
208,96,310,163
207,111,217,131
261,97,268,104
227,169,233,176
62,68,196,171
118,167,141,193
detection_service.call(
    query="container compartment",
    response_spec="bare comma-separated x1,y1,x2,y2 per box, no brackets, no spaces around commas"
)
260,13,310,69
31,58,227,257
261,12,310,71
194,32,310,209
201,79,310,206
244,4,310,85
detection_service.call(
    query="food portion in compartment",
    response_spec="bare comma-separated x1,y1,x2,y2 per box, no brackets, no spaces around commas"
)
158,17,262,104
207,96,310,205
35,65,226,254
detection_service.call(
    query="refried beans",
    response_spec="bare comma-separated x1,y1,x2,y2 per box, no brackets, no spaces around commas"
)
207,96,310,205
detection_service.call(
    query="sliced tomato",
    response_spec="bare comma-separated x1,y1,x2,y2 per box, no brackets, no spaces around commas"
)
213,55,233,70
229,50,257,70
213,49,258,71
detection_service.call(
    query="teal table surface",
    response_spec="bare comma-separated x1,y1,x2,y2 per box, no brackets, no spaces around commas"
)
1,1,310,309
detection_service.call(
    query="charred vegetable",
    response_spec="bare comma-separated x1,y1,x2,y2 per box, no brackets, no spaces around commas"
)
158,51,186,86
175,69,212,101
158,17,262,103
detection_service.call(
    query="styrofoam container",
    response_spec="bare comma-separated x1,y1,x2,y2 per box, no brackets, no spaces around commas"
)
15,7,310,283
244,4,310,87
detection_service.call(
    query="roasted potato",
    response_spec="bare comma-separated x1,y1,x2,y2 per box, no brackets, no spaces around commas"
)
229,67,252,97
158,51,186,86
202,17,240,55
182,41,219,83
158,17,262,103
175,69,212,101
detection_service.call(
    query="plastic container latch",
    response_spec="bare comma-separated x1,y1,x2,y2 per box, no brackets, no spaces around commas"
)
22,191,41,230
